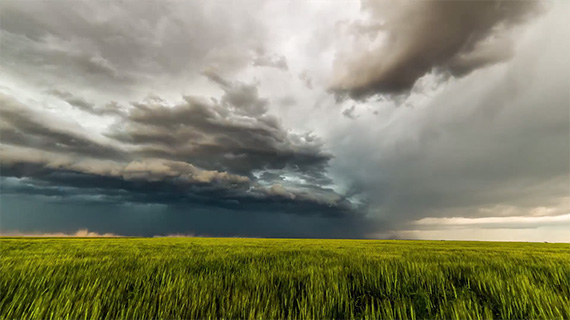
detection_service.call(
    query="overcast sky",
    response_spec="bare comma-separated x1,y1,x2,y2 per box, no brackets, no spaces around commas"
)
1,0,568,241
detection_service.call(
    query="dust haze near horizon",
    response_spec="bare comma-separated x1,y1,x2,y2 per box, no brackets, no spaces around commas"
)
1,0,568,241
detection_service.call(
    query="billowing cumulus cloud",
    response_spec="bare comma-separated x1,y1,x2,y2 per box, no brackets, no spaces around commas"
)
107,74,332,180
0,0,567,240
330,0,542,99
0,80,355,216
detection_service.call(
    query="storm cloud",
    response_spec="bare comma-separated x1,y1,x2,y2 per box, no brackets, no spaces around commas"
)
109,75,331,179
330,0,542,99
0,68,361,235
0,78,353,212
0,0,568,240
327,6,569,235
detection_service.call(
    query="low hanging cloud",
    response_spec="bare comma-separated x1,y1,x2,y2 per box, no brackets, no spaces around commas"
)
0,149,347,212
330,0,542,99
0,73,360,223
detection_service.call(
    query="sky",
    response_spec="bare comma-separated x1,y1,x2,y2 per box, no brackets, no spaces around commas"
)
0,0,568,241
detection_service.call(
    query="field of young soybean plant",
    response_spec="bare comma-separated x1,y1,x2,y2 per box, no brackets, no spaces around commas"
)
1,238,568,319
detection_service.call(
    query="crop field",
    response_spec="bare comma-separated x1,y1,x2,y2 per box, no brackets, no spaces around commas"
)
1,238,569,319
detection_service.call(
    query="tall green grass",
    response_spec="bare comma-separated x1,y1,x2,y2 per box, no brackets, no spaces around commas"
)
1,238,568,319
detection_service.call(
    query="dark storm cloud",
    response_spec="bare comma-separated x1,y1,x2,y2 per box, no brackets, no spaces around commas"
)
0,75,357,223
0,152,357,219
331,0,541,99
0,0,361,234
110,75,331,178
0,94,124,160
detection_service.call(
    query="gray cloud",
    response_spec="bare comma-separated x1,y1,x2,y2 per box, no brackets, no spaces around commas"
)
341,105,358,120
328,9,569,230
0,151,358,220
204,71,269,116
110,75,331,179
47,89,127,117
299,71,314,90
0,0,268,95
0,75,360,226
253,53,289,71
0,94,124,160
331,0,542,99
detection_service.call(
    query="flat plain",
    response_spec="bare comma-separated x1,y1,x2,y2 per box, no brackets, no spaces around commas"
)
1,238,568,319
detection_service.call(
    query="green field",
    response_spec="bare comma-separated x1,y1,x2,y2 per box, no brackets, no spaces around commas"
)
1,238,568,319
